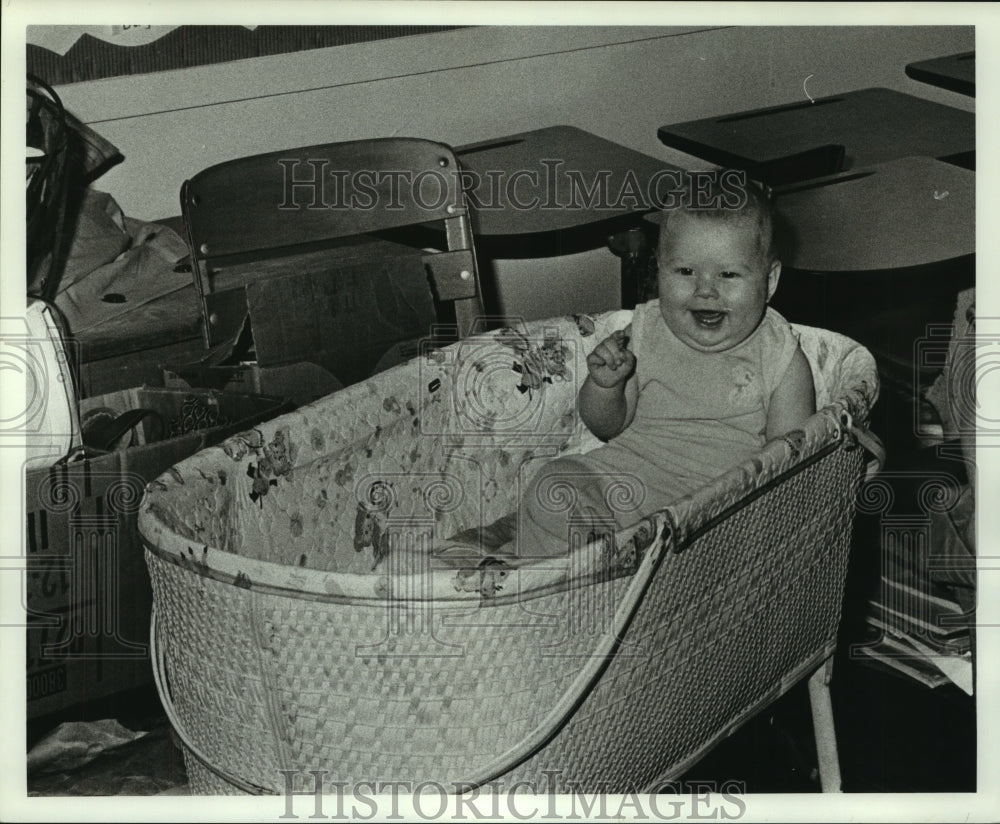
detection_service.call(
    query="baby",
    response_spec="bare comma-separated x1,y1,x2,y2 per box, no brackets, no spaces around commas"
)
517,171,816,559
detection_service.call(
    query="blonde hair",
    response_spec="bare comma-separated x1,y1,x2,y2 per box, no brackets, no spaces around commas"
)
658,170,777,263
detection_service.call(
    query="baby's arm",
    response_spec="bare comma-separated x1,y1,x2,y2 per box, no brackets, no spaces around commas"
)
580,327,638,441
765,345,815,440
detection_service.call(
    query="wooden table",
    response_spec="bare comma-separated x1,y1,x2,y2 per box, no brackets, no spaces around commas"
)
455,125,678,306
767,156,974,331
657,88,975,181
456,126,678,240
773,155,974,272
906,52,975,97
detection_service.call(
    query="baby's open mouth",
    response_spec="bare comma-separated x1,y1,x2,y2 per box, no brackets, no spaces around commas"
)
691,310,727,328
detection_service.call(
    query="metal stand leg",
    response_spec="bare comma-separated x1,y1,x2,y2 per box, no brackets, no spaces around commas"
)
608,226,654,309
807,658,843,792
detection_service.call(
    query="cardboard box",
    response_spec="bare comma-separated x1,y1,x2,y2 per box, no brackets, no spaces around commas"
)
163,249,440,406
163,360,343,407
161,338,430,407
24,386,290,719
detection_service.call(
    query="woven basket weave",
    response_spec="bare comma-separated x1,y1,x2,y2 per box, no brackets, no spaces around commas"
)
138,310,879,794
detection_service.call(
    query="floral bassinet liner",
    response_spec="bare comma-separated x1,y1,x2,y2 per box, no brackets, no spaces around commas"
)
139,308,878,604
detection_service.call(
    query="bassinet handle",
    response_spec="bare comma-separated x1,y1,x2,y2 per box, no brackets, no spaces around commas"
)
150,608,273,795
841,410,885,480
457,517,673,788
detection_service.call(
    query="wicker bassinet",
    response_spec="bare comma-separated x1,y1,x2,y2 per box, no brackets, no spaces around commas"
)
138,309,880,794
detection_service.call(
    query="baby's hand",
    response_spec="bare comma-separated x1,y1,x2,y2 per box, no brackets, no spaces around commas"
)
587,330,635,388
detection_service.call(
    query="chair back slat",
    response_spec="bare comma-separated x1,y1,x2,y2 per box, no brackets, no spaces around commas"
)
183,139,466,258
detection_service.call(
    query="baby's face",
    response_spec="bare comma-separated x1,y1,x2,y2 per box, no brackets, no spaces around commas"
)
656,212,780,353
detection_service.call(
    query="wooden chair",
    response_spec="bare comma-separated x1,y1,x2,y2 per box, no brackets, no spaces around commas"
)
181,138,485,390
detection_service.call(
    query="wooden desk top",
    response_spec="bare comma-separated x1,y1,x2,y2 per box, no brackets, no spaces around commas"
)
456,126,679,237
773,156,973,272
906,52,975,97
657,88,974,179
